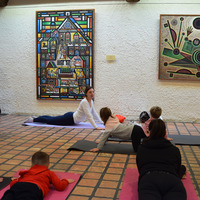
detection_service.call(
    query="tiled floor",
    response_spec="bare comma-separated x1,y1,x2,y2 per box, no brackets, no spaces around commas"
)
0,114,200,200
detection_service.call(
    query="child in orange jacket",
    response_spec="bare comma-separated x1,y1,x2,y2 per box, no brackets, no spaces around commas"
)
1,151,74,200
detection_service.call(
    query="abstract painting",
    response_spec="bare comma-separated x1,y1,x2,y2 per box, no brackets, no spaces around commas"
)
159,15,200,81
36,10,94,100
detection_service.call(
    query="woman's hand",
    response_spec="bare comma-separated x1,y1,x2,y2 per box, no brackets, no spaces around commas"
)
90,148,100,152
95,127,105,130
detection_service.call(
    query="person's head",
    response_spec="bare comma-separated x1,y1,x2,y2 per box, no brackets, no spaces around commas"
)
150,106,162,118
31,151,50,167
139,111,150,123
100,107,112,125
84,86,94,99
148,119,166,139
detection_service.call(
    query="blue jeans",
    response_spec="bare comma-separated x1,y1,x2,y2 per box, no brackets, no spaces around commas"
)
34,112,75,125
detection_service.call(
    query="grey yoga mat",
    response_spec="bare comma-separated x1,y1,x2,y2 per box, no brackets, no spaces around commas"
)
108,135,200,145
169,135,200,145
67,140,135,154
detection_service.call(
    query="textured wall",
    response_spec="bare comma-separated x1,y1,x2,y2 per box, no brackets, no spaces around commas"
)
0,0,200,122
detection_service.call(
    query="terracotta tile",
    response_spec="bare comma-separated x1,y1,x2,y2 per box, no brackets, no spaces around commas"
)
78,178,98,187
0,154,15,159
95,157,110,162
0,165,14,170
111,157,127,162
94,188,116,198
68,196,89,200
72,186,94,196
92,161,108,167
126,163,137,168
109,162,125,168
99,180,118,188
58,159,75,164
83,172,102,179
65,154,81,159
51,164,69,170
70,165,88,171
75,160,92,165
103,174,121,181
80,155,96,161
0,158,7,163
14,155,30,160
106,168,123,174
91,198,113,200
88,166,105,173
5,159,22,165
0,170,7,176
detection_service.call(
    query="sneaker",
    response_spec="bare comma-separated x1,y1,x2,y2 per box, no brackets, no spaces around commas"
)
24,117,34,123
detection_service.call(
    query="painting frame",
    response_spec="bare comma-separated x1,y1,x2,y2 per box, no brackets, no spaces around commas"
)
36,9,95,100
159,14,200,81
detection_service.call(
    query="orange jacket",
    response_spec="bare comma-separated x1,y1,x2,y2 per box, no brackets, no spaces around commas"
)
10,165,69,197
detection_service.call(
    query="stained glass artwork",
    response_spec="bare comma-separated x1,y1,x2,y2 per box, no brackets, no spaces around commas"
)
159,15,200,81
36,10,95,100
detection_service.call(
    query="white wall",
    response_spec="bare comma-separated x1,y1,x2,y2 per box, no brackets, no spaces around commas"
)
1,0,200,122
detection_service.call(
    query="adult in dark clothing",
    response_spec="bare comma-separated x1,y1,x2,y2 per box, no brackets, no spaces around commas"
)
136,119,186,200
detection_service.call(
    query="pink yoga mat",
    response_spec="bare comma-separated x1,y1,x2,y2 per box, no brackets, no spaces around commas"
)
24,122,105,129
0,171,81,200
119,168,199,200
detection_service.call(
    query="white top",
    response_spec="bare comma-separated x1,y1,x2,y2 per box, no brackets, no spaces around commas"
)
73,98,102,128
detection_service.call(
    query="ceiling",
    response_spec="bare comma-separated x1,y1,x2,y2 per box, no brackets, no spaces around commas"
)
0,0,140,7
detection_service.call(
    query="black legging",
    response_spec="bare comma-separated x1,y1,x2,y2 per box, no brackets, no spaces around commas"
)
1,182,43,200
131,125,146,152
138,172,186,200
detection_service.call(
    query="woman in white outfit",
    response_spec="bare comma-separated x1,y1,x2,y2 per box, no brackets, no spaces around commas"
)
25,87,104,130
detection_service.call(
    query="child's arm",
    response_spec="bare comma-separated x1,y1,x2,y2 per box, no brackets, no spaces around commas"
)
50,171,72,191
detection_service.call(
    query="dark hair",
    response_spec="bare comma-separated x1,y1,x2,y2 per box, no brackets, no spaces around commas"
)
148,119,166,140
139,111,150,123
150,106,162,118
84,86,93,96
100,107,113,125
31,151,49,166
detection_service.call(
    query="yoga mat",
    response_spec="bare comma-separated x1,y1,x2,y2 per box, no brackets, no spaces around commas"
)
108,135,200,145
169,134,200,145
0,177,12,190
119,168,199,200
23,122,105,129
68,140,135,154
0,171,81,200
108,137,131,142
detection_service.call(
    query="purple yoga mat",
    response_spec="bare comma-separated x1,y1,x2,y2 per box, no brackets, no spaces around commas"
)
0,171,81,200
23,122,105,129
119,168,198,200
